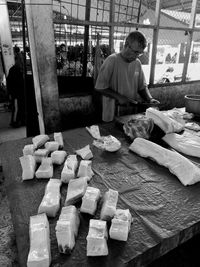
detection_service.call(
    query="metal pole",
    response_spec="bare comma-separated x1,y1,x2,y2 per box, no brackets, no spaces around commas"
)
182,0,197,82
21,0,27,136
149,0,162,86
82,0,91,77
136,0,142,30
109,0,114,54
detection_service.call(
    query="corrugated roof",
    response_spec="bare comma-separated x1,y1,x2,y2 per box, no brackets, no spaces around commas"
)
162,9,200,27
148,0,199,13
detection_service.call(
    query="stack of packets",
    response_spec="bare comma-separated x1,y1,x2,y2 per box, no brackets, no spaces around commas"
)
20,132,65,180
86,188,133,256
23,130,133,264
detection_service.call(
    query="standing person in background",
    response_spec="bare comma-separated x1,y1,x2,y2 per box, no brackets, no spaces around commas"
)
58,43,69,75
59,43,68,67
7,46,25,127
95,30,160,122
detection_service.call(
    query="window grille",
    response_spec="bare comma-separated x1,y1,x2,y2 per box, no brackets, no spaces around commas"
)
3,0,200,84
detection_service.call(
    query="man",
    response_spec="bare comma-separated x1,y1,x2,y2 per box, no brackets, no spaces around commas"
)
7,47,25,127
95,31,160,122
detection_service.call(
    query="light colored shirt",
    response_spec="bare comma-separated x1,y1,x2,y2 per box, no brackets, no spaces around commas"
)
95,53,147,122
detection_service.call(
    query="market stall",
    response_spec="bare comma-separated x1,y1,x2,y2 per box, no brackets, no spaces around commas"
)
1,111,200,267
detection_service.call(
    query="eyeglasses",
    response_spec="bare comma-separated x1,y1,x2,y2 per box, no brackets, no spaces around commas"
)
128,44,143,56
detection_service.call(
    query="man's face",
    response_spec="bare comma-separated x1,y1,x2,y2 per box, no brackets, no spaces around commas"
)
61,45,66,51
123,41,144,62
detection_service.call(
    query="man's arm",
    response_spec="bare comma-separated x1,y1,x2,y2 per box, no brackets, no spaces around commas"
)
139,87,160,104
95,88,131,105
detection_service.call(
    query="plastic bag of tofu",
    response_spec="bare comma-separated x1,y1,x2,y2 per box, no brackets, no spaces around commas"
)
93,135,121,152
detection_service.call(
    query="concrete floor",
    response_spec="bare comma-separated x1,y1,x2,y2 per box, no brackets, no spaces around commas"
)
0,110,26,143
0,108,25,267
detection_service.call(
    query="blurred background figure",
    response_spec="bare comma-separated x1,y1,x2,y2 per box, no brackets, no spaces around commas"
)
6,45,25,127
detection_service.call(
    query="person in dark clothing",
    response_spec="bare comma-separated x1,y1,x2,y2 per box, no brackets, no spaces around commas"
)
7,48,25,127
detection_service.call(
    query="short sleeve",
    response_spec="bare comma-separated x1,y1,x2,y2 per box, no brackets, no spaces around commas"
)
95,55,115,90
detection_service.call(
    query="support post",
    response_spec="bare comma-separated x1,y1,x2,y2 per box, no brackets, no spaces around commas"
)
0,0,14,77
182,0,198,82
109,0,115,54
25,0,61,134
149,0,162,86
82,0,91,77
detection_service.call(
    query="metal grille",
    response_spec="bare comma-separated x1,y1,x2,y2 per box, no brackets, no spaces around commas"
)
155,29,188,84
195,0,200,28
8,1,31,73
160,1,192,29
160,9,190,28
91,0,110,22
53,0,146,77
8,2,23,48
53,0,86,76
3,0,200,83
187,31,200,81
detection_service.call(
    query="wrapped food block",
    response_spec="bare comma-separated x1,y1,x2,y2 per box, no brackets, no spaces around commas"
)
86,219,108,256
86,125,101,139
56,205,80,254
77,160,94,180
27,213,51,267
80,187,101,215
76,145,93,160
114,209,133,227
129,137,200,186
34,149,49,163
61,164,75,184
65,155,78,172
35,158,53,179
59,206,80,236
93,135,121,152
64,177,88,206
109,209,133,241
100,189,118,221
23,144,36,156
20,155,36,180
146,107,184,134
44,141,59,153
38,179,61,217
51,150,67,165
102,135,121,152
56,221,75,254
54,132,64,149
32,134,49,149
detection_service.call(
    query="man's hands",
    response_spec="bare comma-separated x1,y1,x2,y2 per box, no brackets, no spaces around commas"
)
96,88,160,106
117,95,160,106
149,98,160,105
139,88,160,106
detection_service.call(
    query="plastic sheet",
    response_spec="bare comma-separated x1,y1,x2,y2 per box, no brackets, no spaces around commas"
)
1,122,200,267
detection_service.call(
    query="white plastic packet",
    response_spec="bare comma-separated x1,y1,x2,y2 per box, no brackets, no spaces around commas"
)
86,125,101,139
93,135,121,152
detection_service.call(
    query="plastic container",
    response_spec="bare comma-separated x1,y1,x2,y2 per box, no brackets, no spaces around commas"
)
185,95,200,115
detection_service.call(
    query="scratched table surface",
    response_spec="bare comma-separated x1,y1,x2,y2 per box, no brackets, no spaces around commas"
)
1,119,200,267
